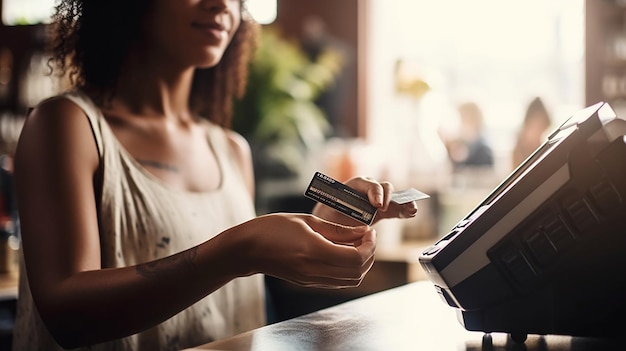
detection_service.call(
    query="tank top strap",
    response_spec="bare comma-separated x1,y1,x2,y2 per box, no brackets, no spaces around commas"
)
55,90,105,157
201,120,244,182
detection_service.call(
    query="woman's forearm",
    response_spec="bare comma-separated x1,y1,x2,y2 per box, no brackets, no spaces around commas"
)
37,228,248,349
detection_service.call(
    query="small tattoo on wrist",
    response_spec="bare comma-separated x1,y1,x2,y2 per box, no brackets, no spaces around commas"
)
136,247,198,278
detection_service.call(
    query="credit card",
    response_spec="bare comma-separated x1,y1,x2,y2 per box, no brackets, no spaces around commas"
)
305,172,377,225
304,172,430,225
391,187,430,204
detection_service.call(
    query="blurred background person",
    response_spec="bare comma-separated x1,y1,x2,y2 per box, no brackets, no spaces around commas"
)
439,101,494,170
511,97,552,169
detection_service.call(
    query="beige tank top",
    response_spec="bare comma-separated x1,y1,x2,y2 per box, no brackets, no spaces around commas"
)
12,90,265,351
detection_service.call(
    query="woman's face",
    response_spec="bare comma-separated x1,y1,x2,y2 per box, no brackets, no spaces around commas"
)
142,0,242,69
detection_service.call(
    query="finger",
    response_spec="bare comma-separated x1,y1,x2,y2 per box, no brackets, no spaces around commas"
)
307,215,372,243
307,218,377,267
278,275,362,289
302,281,359,289
355,228,376,263
402,201,418,218
377,181,394,211
367,182,385,208
281,255,374,286
347,177,384,208
295,254,376,288
377,200,419,220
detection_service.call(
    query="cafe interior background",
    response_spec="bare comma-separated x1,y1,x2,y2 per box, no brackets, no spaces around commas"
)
0,0,623,345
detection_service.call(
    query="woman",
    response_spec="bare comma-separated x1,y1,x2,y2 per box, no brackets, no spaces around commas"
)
439,102,493,170
512,97,552,169
11,1,419,350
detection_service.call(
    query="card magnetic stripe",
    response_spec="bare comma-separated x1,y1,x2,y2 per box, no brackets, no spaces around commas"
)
305,176,377,225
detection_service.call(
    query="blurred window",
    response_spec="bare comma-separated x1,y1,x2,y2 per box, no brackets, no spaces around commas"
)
2,0,277,26
367,0,585,171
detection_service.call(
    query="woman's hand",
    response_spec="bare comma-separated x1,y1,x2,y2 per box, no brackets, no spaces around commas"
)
236,213,376,289
312,176,418,226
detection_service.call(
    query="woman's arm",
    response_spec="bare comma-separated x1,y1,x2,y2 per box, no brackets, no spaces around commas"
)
15,99,375,348
15,98,235,347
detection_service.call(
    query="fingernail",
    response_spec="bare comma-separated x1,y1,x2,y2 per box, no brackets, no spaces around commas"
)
375,194,383,207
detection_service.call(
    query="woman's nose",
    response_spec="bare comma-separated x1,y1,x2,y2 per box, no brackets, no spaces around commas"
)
200,0,230,13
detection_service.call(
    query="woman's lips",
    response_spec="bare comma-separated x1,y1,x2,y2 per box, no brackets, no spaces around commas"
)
192,21,227,41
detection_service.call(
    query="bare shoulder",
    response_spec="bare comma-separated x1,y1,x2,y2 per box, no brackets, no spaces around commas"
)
16,95,100,176
23,96,92,135
224,129,255,197
224,129,252,161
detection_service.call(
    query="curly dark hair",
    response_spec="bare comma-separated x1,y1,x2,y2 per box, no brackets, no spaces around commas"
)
47,0,260,128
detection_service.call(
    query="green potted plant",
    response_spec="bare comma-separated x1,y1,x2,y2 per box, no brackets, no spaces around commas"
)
232,27,344,180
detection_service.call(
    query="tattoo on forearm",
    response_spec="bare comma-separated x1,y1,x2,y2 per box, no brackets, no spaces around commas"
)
136,247,198,278
137,159,179,172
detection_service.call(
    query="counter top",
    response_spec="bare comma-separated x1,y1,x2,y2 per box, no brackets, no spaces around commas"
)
185,281,622,351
